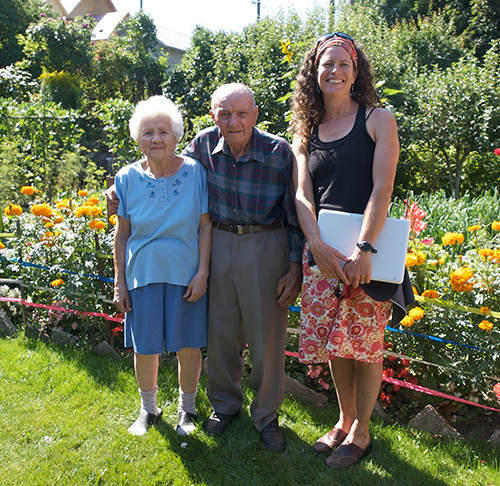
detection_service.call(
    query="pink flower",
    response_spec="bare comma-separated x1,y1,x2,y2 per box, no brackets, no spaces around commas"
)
404,199,428,236
419,237,435,245
494,148,500,156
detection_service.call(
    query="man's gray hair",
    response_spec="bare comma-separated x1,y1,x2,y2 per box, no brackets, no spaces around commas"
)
211,83,256,111
129,96,184,142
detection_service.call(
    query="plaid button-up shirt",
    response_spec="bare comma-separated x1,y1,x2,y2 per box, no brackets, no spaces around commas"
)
183,126,303,262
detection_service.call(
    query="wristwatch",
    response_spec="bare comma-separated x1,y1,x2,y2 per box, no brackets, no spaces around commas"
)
356,241,378,253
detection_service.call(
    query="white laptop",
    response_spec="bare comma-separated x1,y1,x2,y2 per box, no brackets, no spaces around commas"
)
317,209,410,284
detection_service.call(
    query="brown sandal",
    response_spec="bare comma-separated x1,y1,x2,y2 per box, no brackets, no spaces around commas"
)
324,442,372,468
312,427,348,454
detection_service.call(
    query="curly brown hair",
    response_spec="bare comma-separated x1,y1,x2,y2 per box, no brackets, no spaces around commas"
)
289,38,381,143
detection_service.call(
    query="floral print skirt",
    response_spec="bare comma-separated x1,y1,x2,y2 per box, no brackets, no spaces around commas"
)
299,245,392,364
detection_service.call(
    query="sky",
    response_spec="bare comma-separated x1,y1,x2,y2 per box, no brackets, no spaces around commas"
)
114,0,331,38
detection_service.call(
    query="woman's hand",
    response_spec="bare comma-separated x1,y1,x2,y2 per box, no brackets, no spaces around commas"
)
310,241,351,285
183,272,208,302
114,285,132,313
343,248,372,288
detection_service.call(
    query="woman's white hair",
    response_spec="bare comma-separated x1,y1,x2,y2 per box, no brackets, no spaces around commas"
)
129,95,184,142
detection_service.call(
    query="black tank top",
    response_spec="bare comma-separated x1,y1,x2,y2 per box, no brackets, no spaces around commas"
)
308,104,375,215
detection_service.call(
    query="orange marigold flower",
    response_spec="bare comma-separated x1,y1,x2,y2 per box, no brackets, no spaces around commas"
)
412,286,418,295
85,197,100,205
492,221,500,231
54,215,63,224
0,242,5,250
409,307,425,320
21,186,36,196
422,289,439,299
45,221,54,228
5,204,23,216
31,203,54,218
109,214,117,225
78,189,88,197
480,306,490,314
478,320,493,332
56,199,70,209
400,316,415,328
406,253,419,267
467,225,481,232
89,219,105,230
450,266,474,292
51,279,64,287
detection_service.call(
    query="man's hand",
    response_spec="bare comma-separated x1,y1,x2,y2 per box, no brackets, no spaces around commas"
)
276,261,302,307
105,184,119,215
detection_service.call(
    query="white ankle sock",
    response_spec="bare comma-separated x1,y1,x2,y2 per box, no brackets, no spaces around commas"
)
178,387,197,415
139,387,159,415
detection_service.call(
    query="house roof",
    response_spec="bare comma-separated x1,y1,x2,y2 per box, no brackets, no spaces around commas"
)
56,0,116,17
156,26,191,53
93,11,130,41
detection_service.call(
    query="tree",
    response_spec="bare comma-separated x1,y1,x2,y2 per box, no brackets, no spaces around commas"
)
0,0,48,68
88,12,168,104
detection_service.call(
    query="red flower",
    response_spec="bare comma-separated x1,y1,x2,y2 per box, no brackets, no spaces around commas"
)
494,148,500,156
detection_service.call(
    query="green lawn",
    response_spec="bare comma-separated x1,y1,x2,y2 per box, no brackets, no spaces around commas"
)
1,333,499,486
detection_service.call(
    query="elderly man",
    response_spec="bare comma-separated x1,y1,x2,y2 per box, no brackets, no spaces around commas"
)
108,83,302,451
184,83,302,452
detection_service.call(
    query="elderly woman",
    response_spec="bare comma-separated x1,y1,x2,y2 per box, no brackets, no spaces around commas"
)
290,34,413,468
113,96,211,436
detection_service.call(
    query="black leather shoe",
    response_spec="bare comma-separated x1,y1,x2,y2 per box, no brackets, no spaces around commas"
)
176,411,198,436
260,418,286,452
206,411,236,436
128,408,162,436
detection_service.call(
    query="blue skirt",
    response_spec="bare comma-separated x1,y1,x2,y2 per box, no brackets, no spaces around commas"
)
124,282,208,354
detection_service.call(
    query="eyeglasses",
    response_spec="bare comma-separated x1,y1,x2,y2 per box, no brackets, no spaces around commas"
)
315,32,354,54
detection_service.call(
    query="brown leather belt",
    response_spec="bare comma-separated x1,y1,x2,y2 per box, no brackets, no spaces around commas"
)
212,220,286,234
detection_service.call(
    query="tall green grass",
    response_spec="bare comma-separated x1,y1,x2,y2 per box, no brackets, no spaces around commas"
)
1,333,499,486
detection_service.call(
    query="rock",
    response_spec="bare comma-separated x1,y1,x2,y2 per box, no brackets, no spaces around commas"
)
489,429,500,445
409,404,462,439
284,374,328,406
91,341,120,359
0,309,17,336
372,400,391,422
51,328,76,347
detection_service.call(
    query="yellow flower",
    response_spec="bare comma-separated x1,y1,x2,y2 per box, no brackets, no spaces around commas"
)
0,242,5,250
21,186,36,196
78,189,88,197
406,253,419,267
412,286,418,295
478,248,500,263
422,289,439,299
5,204,23,216
400,316,415,328
51,279,64,287
31,203,54,218
85,197,100,206
438,258,445,265
442,232,464,246
480,306,490,314
428,259,439,266
89,219,105,231
467,225,481,232
492,221,500,231
4,206,13,216
56,199,70,209
409,307,425,320
109,214,117,225
45,221,54,228
478,320,494,332
449,266,474,292
54,215,63,224
416,252,426,265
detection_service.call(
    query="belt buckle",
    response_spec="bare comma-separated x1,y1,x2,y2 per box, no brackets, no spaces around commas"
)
229,224,243,234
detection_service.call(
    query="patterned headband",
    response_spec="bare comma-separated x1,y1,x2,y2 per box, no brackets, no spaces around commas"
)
314,37,358,70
